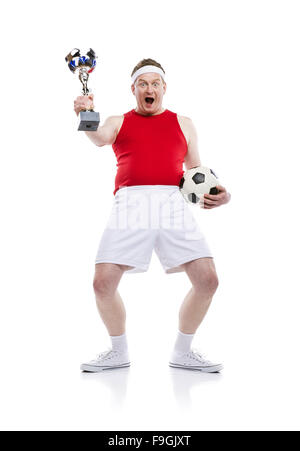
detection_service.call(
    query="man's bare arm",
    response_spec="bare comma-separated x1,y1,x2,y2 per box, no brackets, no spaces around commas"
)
179,116,231,208
85,116,122,147
179,116,202,170
73,94,122,147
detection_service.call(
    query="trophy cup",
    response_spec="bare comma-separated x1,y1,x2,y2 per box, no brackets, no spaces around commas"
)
65,48,100,131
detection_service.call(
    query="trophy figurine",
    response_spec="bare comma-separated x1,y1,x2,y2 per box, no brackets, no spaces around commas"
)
65,48,100,131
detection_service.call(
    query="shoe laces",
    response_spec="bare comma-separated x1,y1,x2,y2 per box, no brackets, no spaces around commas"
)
96,348,118,361
190,348,212,363
191,348,204,358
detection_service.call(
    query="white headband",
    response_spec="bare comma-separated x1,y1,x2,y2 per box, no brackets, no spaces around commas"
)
131,65,165,84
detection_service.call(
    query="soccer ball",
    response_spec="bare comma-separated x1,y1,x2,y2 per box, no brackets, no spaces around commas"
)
179,166,219,205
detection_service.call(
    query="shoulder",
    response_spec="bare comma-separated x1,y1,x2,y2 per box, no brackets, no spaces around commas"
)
176,114,194,132
176,115,196,145
177,115,197,134
177,114,193,126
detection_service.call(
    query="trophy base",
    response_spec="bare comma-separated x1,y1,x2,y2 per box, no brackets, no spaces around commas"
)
78,111,100,131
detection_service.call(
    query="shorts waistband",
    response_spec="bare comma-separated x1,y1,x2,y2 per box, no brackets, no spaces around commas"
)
117,185,179,193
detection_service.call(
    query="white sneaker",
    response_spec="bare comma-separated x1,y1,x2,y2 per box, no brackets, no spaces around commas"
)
169,348,223,373
80,349,130,372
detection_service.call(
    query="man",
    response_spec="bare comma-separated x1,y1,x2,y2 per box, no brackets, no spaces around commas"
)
74,58,231,373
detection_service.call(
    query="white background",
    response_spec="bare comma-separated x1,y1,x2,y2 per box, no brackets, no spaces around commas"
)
0,0,299,431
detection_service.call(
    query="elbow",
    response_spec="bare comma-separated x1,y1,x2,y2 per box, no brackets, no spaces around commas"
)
96,140,108,147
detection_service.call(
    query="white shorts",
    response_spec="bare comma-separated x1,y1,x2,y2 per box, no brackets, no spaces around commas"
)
95,185,213,274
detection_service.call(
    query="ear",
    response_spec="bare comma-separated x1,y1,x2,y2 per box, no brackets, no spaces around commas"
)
131,83,136,95
163,82,167,94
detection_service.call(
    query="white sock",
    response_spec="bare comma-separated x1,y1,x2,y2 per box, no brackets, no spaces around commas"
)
173,330,195,354
110,333,128,353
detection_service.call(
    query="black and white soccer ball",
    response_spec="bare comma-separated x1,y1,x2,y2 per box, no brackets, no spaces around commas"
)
179,166,219,205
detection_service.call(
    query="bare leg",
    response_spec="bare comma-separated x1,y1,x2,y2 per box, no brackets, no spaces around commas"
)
93,263,132,336
179,258,219,334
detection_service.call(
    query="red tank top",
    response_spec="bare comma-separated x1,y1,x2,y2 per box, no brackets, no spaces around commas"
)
112,109,188,195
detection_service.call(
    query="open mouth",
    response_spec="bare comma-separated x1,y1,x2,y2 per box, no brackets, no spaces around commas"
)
145,97,155,104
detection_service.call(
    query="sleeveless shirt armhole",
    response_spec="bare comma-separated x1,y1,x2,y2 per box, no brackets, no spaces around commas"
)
175,113,189,152
113,113,128,146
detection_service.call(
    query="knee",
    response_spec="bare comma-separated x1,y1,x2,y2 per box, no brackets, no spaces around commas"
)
207,272,219,294
93,275,114,298
195,270,219,295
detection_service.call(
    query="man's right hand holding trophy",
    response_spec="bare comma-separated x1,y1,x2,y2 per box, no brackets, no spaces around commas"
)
74,93,95,117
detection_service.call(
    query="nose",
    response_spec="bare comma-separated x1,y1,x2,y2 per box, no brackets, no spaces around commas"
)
146,85,154,94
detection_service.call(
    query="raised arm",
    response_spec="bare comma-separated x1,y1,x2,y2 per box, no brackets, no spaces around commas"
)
74,94,122,147
85,115,122,147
